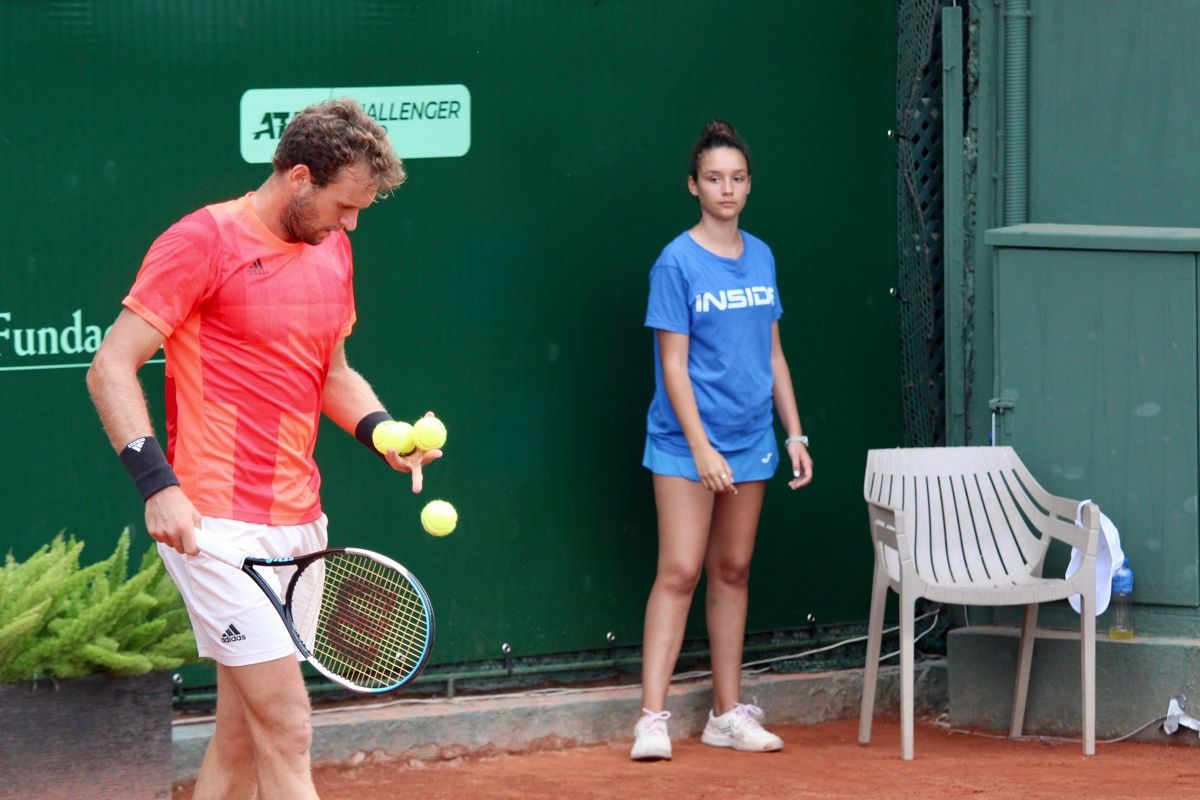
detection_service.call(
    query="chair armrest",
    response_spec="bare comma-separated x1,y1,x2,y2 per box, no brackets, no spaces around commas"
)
1041,501,1100,555
866,500,905,553
1030,490,1081,522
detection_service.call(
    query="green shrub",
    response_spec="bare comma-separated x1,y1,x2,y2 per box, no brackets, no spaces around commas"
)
0,530,197,683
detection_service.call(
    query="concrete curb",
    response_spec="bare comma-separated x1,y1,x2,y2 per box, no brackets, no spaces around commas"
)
950,626,1200,743
172,659,947,782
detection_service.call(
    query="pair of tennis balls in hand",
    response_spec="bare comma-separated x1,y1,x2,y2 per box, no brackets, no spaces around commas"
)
372,416,457,537
372,415,447,455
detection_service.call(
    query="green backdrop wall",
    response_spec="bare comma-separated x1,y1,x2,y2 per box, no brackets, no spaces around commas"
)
1,1,899,665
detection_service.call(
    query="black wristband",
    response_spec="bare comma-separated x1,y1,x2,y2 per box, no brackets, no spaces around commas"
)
355,411,393,454
119,436,180,502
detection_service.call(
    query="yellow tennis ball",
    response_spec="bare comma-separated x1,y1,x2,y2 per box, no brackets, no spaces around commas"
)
372,420,415,455
411,415,447,451
421,500,457,537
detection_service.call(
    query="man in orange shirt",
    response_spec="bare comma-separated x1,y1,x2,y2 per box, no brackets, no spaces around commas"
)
87,98,432,799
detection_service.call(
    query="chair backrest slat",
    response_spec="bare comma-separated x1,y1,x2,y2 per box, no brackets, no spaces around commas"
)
985,468,1042,571
956,473,1005,583
993,467,1059,562
924,474,955,584
945,472,983,583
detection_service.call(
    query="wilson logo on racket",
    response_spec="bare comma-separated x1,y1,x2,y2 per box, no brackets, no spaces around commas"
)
323,576,399,668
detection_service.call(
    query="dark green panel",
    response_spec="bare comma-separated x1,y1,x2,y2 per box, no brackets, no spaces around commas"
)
1,1,898,664
1030,0,1200,226
994,246,1198,606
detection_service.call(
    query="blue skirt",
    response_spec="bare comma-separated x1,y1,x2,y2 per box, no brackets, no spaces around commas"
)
642,429,779,483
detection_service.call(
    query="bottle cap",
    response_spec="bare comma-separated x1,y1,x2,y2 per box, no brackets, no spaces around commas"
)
1113,564,1134,594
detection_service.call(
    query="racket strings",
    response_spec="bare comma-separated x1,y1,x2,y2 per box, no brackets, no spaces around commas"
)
292,553,431,691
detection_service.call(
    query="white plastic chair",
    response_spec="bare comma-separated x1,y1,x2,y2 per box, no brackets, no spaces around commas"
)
857,446,1100,759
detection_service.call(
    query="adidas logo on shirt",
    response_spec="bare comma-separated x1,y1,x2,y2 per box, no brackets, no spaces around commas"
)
220,624,246,644
246,258,267,276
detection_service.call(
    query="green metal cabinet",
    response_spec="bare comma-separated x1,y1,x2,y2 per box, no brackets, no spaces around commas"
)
987,224,1200,607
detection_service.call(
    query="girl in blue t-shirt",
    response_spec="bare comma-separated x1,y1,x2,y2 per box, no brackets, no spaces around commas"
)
631,120,813,761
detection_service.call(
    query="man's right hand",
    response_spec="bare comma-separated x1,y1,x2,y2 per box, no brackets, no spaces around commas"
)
144,486,203,555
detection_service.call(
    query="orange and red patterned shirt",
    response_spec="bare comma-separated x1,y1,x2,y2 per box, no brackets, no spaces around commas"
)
124,193,356,525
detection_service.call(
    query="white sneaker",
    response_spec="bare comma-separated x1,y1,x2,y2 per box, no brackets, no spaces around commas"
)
701,703,783,752
630,708,672,761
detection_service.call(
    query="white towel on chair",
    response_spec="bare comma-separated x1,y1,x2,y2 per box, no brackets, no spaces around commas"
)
1065,499,1125,616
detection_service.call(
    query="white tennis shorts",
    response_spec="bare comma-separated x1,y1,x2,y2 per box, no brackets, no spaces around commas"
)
158,515,329,667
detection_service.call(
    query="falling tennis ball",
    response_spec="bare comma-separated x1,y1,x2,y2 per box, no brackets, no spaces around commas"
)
421,500,458,537
411,415,448,451
372,420,415,455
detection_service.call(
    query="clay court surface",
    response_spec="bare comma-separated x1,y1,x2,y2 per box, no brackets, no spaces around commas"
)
172,717,1200,799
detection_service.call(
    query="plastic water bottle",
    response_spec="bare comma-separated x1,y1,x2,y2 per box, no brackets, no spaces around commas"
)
1109,558,1134,640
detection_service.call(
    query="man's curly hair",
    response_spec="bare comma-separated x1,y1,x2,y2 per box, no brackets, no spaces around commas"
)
273,98,406,196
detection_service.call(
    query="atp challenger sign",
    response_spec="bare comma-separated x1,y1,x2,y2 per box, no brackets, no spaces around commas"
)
240,85,471,163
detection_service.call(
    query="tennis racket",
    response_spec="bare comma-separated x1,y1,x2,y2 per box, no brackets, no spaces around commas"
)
192,527,435,694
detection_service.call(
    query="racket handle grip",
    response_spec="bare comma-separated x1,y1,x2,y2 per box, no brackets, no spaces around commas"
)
191,527,247,568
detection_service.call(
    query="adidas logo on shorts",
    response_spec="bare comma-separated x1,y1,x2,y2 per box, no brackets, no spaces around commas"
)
220,624,247,644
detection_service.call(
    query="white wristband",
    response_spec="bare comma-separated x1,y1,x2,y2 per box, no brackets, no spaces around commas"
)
785,435,809,447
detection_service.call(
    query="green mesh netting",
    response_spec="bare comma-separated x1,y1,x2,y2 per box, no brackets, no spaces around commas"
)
895,0,949,446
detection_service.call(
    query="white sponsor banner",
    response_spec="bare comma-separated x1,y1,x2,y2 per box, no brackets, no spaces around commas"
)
240,85,471,163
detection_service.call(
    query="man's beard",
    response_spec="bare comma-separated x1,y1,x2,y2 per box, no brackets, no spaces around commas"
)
280,192,327,245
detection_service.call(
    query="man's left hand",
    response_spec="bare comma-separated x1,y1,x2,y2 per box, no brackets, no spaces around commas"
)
383,447,443,493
